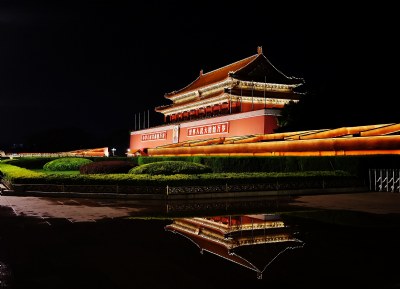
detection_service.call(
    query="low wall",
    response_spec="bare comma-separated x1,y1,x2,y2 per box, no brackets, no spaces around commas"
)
1,178,367,200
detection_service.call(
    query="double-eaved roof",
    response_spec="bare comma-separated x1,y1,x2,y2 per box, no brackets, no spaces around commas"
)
164,46,304,99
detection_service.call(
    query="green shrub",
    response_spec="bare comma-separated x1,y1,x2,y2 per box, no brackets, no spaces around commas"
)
87,156,139,165
0,163,46,183
80,160,137,174
0,162,359,189
136,156,338,173
2,157,57,169
137,156,195,165
129,161,212,175
43,157,93,171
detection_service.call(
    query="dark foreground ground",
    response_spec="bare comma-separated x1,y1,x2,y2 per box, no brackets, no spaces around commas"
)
1,192,400,289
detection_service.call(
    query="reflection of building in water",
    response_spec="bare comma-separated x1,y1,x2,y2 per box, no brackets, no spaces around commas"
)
165,214,304,279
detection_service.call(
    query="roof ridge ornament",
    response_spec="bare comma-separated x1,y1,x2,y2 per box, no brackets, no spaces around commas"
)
199,69,203,77
257,46,263,55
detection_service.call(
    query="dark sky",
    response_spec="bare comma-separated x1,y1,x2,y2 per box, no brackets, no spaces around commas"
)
1,0,399,152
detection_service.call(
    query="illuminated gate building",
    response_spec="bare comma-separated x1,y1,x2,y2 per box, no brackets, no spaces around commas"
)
129,47,304,156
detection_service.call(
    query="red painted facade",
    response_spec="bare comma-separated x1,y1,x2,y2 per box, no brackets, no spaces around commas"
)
129,110,281,155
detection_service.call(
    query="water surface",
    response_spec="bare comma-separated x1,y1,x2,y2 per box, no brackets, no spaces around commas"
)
1,195,399,289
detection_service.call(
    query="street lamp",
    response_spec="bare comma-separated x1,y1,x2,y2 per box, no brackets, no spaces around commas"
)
111,148,116,156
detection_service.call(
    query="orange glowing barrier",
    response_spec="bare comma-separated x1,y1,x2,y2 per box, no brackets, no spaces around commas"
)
148,135,400,157
157,142,187,149
360,123,400,136
284,129,328,140
13,147,109,158
257,131,316,141
146,123,400,157
66,147,109,157
186,137,226,147
297,124,389,140
223,135,263,144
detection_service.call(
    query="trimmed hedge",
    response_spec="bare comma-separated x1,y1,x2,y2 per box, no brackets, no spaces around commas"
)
2,157,58,169
43,157,93,171
0,163,46,184
0,162,357,188
87,156,140,165
137,155,400,177
80,160,137,174
129,161,212,175
4,155,400,177
137,156,197,165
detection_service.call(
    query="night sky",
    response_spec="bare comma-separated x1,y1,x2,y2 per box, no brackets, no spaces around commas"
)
1,1,399,153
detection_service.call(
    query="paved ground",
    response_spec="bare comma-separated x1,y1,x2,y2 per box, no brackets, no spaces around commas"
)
0,195,163,222
1,191,400,223
292,191,400,215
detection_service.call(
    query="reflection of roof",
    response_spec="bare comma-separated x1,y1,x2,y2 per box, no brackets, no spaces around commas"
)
188,215,286,235
165,214,304,279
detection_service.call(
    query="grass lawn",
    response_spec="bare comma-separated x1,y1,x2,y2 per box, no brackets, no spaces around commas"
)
33,169,80,175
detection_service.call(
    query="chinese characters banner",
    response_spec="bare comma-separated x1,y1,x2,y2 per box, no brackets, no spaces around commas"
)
187,122,229,137
141,131,167,141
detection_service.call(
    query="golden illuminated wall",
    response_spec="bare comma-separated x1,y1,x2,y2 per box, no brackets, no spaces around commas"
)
147,123,400,157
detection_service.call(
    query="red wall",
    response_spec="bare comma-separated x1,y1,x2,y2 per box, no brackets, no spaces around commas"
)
129,109,279,154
